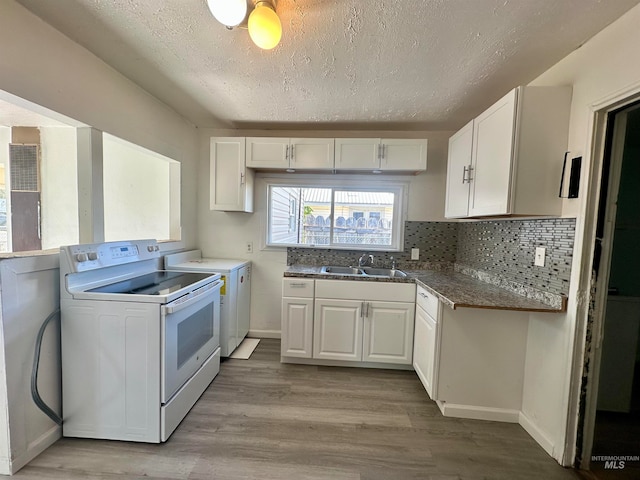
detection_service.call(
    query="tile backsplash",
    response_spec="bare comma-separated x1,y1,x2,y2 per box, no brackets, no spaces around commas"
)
287,218,576,297
456,218,576,296
287,221,458,270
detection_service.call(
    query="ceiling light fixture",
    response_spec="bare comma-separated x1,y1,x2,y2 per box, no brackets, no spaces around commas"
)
207,0,282,50
206,0,247,28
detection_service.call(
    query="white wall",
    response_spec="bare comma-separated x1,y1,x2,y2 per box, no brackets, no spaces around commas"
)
40,127,79,250
0,0,200,473
520,3,640,464
103,134,174,242
198,129,451,336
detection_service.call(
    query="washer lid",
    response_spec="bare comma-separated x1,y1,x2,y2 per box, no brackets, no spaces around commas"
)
167,258,250,272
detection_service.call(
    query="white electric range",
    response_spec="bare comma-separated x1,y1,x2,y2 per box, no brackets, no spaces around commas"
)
60,239,222,443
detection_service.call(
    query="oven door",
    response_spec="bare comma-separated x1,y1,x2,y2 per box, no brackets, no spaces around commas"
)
161,280,222,403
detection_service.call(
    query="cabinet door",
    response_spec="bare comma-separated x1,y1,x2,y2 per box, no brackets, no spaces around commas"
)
363,301,415,365
445,121,473,218
468,89,517,216
313,299,363,361
210,137,253,212
413,305,438,399
380,139,427,171
246,137,289,168
281,297,313,358
334,138,380,170
290,138,335,170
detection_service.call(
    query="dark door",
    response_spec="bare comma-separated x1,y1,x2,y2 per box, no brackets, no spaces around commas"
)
10,191,41,251
9,144,42,252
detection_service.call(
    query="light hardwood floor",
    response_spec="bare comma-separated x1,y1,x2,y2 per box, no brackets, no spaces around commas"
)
16,339,585,479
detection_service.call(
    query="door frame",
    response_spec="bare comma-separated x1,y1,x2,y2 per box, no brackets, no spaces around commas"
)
564,82,640,469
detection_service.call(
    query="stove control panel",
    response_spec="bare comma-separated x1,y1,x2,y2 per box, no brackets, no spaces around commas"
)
61,239,160,273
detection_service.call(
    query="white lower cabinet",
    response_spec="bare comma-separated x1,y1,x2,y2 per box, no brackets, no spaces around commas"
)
363,301,415,364
312,280,416,365
281,297,314,358
313,299,363,361
281,279,315,358
413,287,441,399
281,278,416,366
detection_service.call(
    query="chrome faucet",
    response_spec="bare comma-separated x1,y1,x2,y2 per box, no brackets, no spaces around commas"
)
358,253,374,267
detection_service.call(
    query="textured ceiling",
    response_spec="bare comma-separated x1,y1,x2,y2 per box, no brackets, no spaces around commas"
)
15,0,640,130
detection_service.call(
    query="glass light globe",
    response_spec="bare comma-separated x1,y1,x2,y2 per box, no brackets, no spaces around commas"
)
248,1,282,50
207,0,247,28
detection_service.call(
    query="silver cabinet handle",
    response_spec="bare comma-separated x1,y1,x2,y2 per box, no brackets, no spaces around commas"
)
418,291,430,299
467,165,474,182
290,144,295,161
285,144,289,161
240,172,245,185
366,302,370,317
288,282,307,288
361,301,365,318
462,165,469,184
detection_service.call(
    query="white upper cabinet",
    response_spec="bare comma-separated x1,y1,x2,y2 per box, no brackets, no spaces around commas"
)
444,121,473,218
334,139,380,170
210,137,253,212
380,139,428,171
246,137,289,169
246,137,334,170
335,138,427,172
445,86,571,218
468,89,518,216
289,138,335,170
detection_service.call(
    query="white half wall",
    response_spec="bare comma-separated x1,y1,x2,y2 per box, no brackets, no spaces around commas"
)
0,255,61,474
197,129,451,336
522,3,640,465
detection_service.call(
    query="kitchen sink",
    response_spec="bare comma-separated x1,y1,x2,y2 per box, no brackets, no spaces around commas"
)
320,265,407,278
320,266,363,275
360,267,408,278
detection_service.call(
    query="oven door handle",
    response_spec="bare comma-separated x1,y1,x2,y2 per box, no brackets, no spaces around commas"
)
161,280,223,315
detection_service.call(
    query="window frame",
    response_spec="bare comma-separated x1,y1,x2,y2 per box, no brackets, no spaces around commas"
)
264,175,408,252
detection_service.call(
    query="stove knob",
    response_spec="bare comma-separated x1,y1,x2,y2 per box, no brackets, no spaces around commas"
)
154,246,160,251
75,253,88,262
88,252,98,261
147,246,155,252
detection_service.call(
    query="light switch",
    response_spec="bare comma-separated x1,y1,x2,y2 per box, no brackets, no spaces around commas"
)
534,247,546,267
411,248,420,260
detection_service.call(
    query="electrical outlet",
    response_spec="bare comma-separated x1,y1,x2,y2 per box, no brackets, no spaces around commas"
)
534,247,546,267
411,248,420,260
246,242,253,254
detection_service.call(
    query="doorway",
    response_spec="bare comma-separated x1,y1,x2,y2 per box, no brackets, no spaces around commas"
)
584,102,640,479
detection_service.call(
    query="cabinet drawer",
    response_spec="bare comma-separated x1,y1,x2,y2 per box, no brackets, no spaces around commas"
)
416,286,439,318
283,278,315,298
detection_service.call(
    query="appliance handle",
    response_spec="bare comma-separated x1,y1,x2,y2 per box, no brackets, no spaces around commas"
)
162,280,222,315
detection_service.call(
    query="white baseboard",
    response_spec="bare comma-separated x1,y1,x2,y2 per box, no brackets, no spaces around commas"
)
248,329,281,339
437,402,520,423
9,424,61,474
519,411,555,456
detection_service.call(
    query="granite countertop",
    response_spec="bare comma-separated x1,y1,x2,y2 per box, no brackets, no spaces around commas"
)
284,265,566,313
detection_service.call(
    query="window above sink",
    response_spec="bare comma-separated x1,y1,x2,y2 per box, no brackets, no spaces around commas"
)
265,176,407,252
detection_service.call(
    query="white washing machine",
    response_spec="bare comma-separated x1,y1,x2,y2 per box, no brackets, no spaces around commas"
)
165,250,251,357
